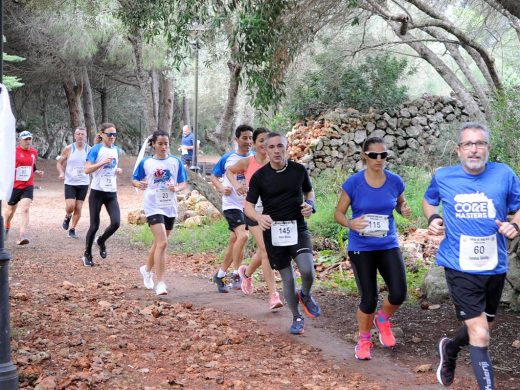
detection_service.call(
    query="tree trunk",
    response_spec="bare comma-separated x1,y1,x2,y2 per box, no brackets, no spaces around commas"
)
128,28,157,135
182,93,191,128
151,69,160,125
187,170,222,212
158,73,174,134
81,67,97,144
496,0,520,19
63,73,85,130
39,89,58,159
100,87,108,123
205,59,242,155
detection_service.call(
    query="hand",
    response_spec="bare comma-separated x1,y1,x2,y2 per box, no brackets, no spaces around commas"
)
236,184,248,196
167,182,177,192
257,214,273,231
102,157,114,166
428,218,445,236
220,186,232,196
349,215,368,233
399,201,412,218
137,180,148,190
35,170,44,178
496,220,519,239
116,168,123,175
58,173,65,180
301,202,313,218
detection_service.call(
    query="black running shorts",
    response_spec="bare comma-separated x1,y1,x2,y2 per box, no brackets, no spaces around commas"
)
147,214,176,231
8,186,34,205
444,267,506,322
263,229,313,270
223,209,246,231
64,184,89,201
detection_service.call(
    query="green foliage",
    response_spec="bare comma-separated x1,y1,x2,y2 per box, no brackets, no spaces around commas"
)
288,54,413,118
490,85,520,173
394,166,432,230
2,36,25,90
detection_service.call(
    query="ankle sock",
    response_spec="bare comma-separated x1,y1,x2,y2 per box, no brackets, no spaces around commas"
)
359,331,371,341
217,269,226,278
469,345,494,389
376,310,390,323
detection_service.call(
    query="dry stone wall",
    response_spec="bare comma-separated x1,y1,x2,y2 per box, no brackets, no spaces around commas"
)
287,94,475,176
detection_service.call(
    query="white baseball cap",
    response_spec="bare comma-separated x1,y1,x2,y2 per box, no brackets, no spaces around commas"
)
19,131,33,139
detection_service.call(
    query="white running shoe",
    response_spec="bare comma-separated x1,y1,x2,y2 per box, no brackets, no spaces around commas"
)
140,265,154,289
155,281,168,296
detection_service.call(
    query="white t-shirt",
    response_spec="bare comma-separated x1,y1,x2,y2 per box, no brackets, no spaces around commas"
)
87,143,120,192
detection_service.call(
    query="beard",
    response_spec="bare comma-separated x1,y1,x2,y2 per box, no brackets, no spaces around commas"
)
462,153,488,172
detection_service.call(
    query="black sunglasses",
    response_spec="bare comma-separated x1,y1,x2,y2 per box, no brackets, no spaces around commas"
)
104,132,117,137
365,151,388,160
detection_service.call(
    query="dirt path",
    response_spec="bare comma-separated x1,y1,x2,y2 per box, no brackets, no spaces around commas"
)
6,157,516,389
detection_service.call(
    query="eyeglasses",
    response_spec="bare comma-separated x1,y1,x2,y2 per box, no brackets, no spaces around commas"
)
104,132,117,137
22,138,32,141
365,151,388,160
458,141,488,150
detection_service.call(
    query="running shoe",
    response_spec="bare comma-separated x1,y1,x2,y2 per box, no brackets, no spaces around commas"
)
374,315,396,348
96,236,107,259
231,273,241,290
140,265,154,290
355,339,373,360
62,215,71,230
238,265,253,294
269,292,284,310
17,237,30,245
297,290,321,318
155,281,168,296
212,273,229,293
437,337,457,386
82,253,94,267
289,315,305,335
68,229,79,239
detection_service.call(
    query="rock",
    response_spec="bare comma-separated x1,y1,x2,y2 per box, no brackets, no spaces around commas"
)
512,340,520,349
428,304,441,310
183,215,208,227
35,376,57,390
423,267,450,303
127,209,147,225
98,300,112,310
62,281,75,290
414,364,432,373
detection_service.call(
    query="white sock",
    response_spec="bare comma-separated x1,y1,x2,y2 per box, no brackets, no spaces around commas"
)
217,269,226,278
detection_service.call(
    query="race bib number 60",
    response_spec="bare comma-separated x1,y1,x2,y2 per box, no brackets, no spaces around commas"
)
271,220,298,246
459,234,498,271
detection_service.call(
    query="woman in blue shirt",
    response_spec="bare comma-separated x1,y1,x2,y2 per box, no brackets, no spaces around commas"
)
334,137,411,360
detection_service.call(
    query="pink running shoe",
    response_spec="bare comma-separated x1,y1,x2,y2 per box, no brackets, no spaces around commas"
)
374,316,396,348
355,339,373,360
238,265,253,294
269,292,284,310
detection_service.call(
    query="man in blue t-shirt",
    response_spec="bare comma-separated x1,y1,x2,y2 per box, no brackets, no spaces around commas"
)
179,125,194,166
423,122,520,390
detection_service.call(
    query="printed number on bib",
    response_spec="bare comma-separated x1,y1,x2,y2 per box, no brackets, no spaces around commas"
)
100,175,116,191
155,188,174,208
73,166,87,178
271,220,298,247
16,166,32,181
360,214,389,237
459,234,498,271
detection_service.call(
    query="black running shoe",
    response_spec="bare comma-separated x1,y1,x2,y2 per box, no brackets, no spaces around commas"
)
96,236,107,259
68,229,79,239
437,337,457,386
212,272,229,293
62,215,71,230
82,253,94,267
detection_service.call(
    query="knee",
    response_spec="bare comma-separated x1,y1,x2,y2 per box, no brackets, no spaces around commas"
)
111,221,121,230
359,296,378,314
155,239,168,251
388,289,407,306
468,324,490,346
74,206,82,214
236,230,248,244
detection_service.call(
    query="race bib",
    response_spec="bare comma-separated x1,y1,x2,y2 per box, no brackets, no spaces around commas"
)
16,166,32,181
360,214,389,237
459,234,498,271
181,146,188,155
271,220,298,246
155,187,174,208
73,166,87,178
100,174,116,191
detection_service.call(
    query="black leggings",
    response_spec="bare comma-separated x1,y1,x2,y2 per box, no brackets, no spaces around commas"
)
348,248,407,314
85,189,120,255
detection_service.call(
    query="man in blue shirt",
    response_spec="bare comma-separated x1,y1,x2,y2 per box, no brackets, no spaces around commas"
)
423,122,520,389
180,125,194,167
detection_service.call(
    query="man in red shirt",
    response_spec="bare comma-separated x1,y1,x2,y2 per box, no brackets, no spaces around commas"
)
3,131,44,245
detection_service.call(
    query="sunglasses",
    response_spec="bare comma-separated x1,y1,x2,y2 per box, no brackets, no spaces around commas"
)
104,132,117,137
365,151,388,160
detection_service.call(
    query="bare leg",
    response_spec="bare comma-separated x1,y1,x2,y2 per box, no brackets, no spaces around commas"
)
220,231,237,272
17,198,32,238
4,203,17,227
65,199,75,218
71,200,84,229
149,223,168,282
357,309,376,334
231,224,248,270
380,297,400,318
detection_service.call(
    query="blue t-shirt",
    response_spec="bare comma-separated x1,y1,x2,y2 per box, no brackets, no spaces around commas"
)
182,133,194,157
342,169,405,251
424,162,520,275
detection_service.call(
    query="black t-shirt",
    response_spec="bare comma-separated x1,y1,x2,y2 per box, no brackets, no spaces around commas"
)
246,160,313,231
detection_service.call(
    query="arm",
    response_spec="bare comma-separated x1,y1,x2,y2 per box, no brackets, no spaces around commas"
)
422,198,445,236
225,158,249,196
84,157,113,174
396,194,412,218
334,190,368,232
244,200,272,231
301,190,315,218
56,145,71,180
496,209,520,239
210,173,232,196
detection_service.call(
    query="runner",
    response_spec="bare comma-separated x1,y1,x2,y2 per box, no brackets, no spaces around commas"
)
334,136,411,360
210,124,253,293
179,125,194,167
56,127,91,238
82,123,122,267
132,130,188,296
226,127,283,309
3,130,44,245
244,132,320,335
423,122,520,389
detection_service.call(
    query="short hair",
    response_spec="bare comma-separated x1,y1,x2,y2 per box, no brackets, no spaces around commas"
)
235,124,254,138
264,131,287,146
253,127,270,143
75,127,87,133
362,137,385,152
458,122,489,142
148,130,170,147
